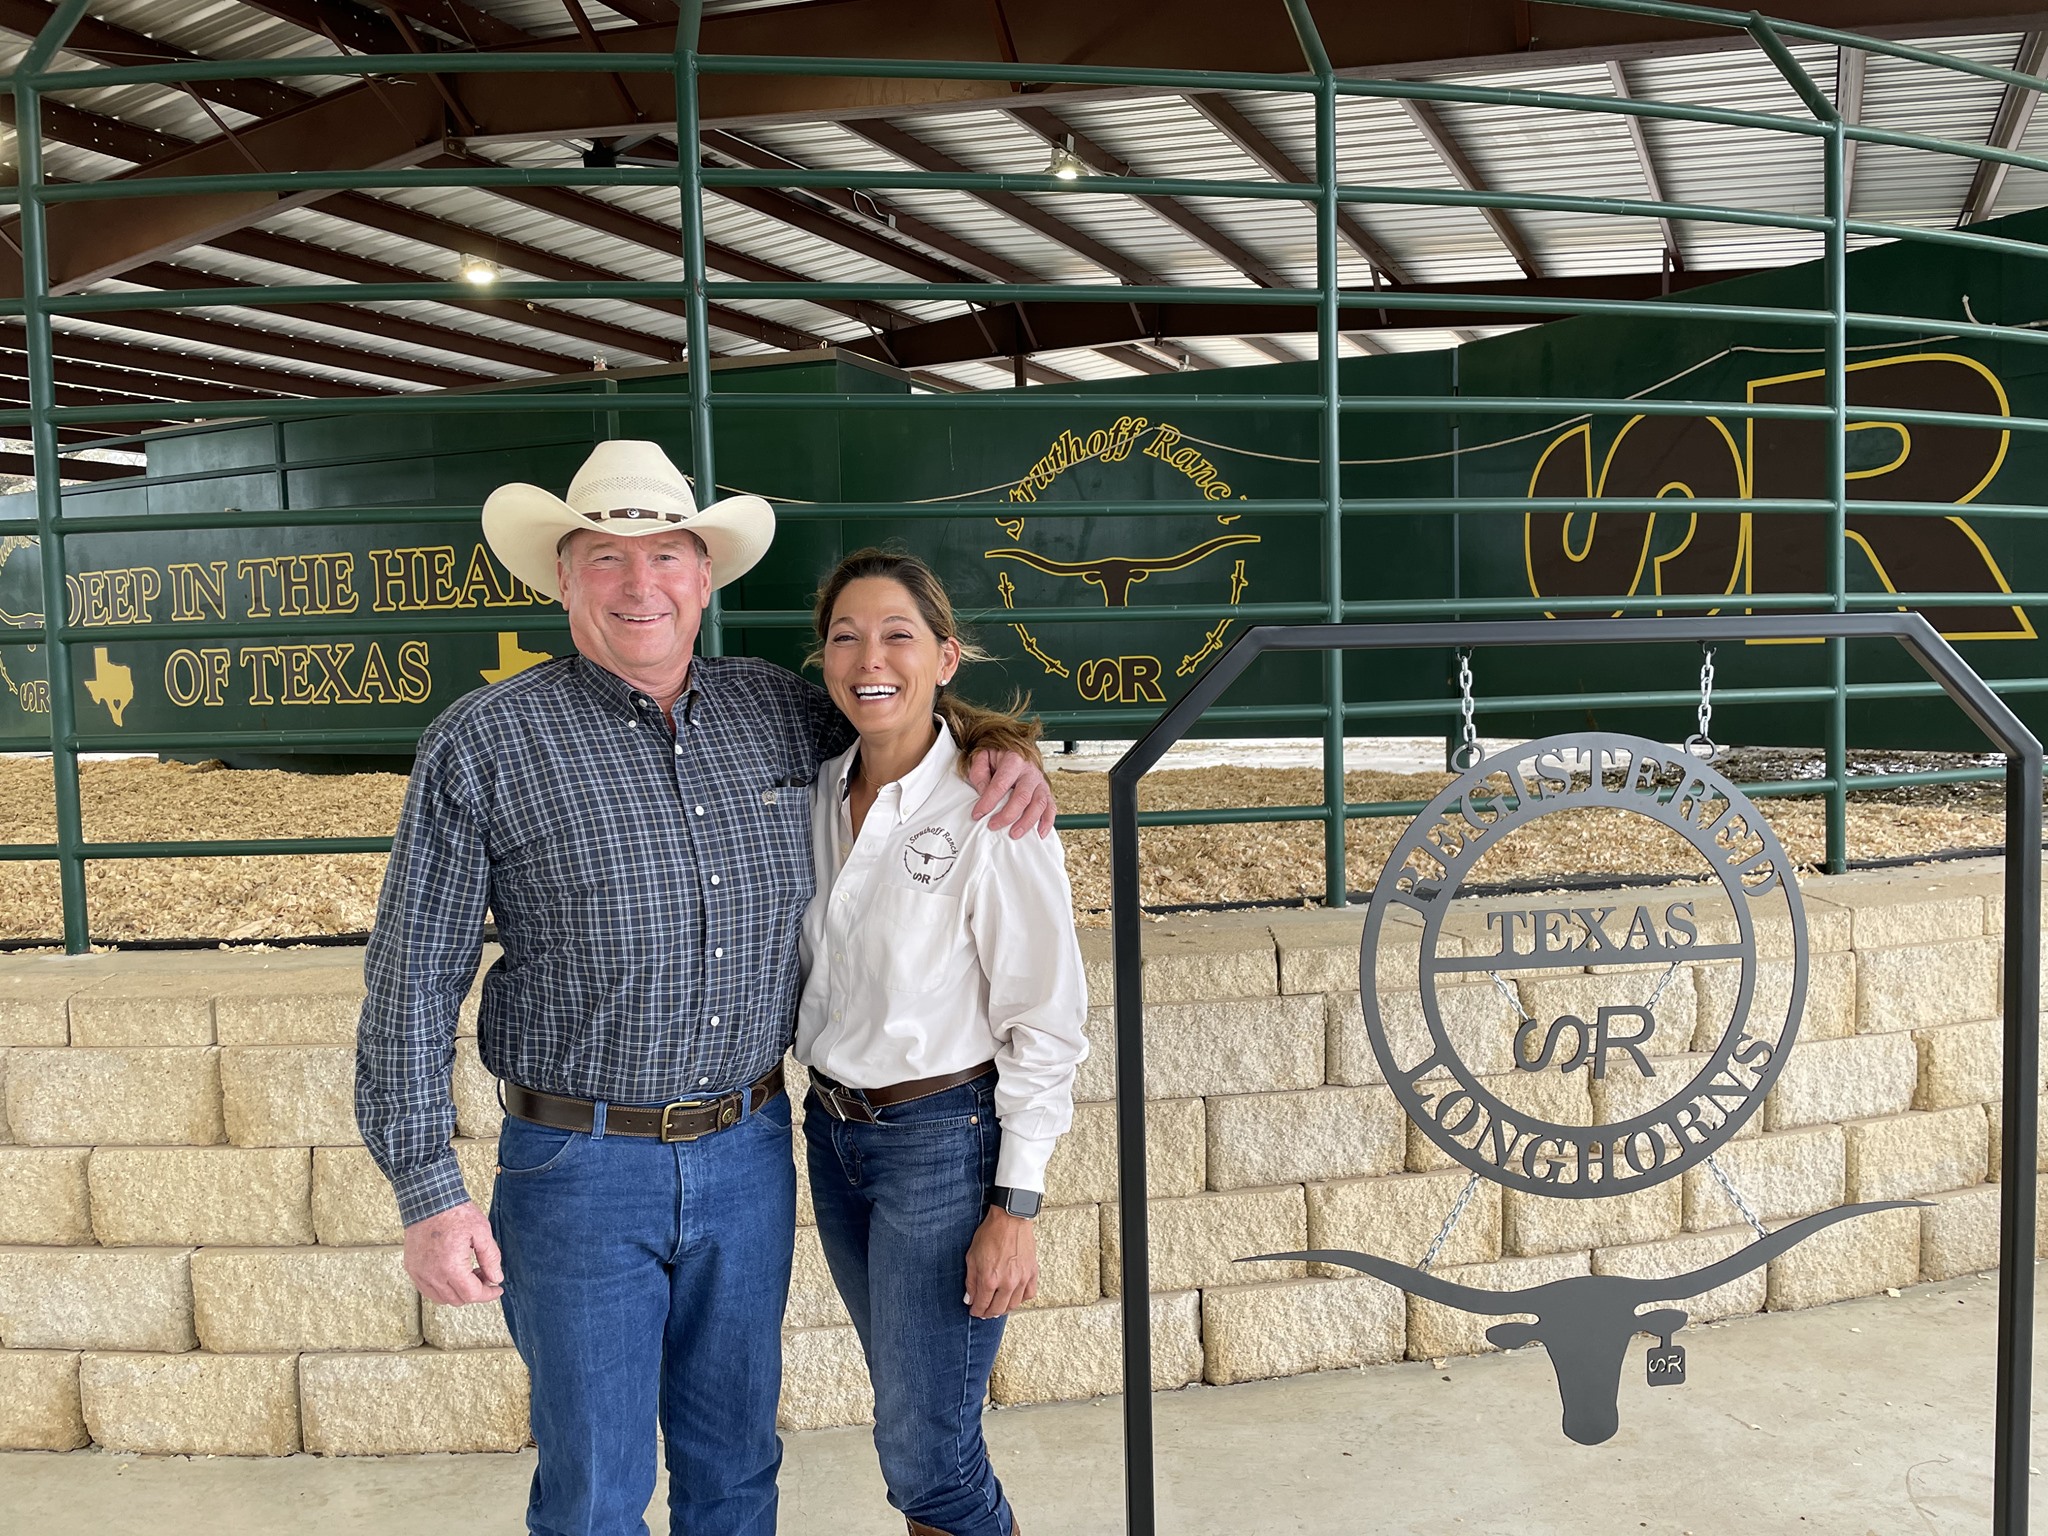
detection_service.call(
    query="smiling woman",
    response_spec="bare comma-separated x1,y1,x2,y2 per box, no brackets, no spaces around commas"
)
795,547,1085,1536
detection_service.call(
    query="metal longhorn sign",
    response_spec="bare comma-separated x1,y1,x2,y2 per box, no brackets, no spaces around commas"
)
1374,731,1801,1193
1247,731,1918,1445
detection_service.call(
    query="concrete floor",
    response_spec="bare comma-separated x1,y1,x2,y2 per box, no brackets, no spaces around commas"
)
2,1270,2039,1535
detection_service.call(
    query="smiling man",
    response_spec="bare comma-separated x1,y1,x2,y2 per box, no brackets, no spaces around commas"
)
354,441,1054,1536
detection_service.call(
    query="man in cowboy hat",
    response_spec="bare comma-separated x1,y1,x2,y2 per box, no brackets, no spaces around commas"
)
355,440,1053,1536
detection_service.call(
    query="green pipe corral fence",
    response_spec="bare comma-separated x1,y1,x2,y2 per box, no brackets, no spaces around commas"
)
7,0,2048,950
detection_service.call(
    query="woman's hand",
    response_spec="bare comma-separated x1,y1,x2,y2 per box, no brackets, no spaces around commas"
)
964,1206,1039,1318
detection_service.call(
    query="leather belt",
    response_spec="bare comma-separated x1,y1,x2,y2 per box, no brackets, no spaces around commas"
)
807,1061,995,1125
504,1063,785,1143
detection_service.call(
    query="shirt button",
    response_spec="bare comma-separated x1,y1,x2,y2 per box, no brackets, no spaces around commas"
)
699,1077,711,1086
694,805,706,816
714,946,724,958
834,952,844,962
709,1015,720,1027
710,874,721,886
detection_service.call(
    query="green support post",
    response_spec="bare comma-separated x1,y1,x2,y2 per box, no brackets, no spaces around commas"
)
1750,14,1852,874
17,0,95,953
1285,0,1348,909
1826,119,1851,873
676,2,723,656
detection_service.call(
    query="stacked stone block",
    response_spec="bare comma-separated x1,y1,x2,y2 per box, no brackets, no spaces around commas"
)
0,861,2036,1452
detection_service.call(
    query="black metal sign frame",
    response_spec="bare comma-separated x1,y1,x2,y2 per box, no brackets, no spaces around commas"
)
1107,614,2042,1536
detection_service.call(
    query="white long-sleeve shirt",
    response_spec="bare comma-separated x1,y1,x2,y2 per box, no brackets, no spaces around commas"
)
795,721,1088,1191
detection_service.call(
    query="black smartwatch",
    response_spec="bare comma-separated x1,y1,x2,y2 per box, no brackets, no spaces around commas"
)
988,1185,1041,1220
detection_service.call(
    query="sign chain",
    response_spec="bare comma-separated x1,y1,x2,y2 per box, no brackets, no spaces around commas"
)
1686,645,1718,760
1705,1152,1769,1239
1452,650,1481,770
1420,1171,1485,1272
1640,959,1682,1015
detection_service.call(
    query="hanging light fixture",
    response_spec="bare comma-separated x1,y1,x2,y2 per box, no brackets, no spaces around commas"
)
458,254,499,286
1044,135,1090,181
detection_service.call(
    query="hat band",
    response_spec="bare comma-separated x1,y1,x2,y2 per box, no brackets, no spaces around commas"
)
576,506,688,525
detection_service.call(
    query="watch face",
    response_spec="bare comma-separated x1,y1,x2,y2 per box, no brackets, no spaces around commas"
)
1001,1187,1041,1218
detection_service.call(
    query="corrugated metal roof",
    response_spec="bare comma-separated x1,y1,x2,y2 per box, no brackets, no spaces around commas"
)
6,8,2046,402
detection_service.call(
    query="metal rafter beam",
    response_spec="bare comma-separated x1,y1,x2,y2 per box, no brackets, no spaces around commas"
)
0,374,232,418
1140,339,1219,371
0,452,144,481
0,0,304,117
1097,343,1176,375
1005,105,1292,288
372,0,532,48
122,261,584,373
231,0,414,56
1960,31,2048,224
67,307,500,392
1606,60,1685,271
1837,45,1867,212
841,118,1161,286
423,148,884,341
840,268,1763,368
700,130,1040,285
13,98,835,376
1398,98,1547,280
201,226,689,363
1241,336,1303,363
0,79,451,297
588,0,676,22
10,92,810,359
9,325,369,397
0,345,311,405
695,133,1147,376
1182,93,1412,284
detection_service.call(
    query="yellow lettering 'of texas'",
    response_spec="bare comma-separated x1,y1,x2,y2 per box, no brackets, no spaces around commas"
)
480,632,552,685
83,647,135,727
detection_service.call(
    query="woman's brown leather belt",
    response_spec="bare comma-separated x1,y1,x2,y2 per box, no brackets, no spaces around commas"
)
503,1062,785,1142
806,1061,995,1124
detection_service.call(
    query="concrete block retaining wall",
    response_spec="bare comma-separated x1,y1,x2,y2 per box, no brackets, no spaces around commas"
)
0,858,2034,1455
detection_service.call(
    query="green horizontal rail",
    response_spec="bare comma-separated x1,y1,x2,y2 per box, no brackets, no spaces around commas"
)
6,0,2047,973
23,497,2048,534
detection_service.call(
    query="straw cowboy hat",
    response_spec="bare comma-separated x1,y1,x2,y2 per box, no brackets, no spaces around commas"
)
482,439,775,600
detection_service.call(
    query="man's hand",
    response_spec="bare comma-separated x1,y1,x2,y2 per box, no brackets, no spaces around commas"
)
403,1201,504,1306
964,1207,1038,1319
967,748,1057,839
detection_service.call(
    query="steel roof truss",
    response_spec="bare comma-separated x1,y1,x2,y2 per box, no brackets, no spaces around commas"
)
1959,31,2047,224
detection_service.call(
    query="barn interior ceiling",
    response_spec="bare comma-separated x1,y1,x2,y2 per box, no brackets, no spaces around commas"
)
1,0,2046,479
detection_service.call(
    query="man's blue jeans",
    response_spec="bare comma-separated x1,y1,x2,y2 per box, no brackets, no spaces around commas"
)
804,1071,1015,1536
490,1091,796,1536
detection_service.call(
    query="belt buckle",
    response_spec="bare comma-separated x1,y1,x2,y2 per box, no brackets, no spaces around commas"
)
660,1094,741,1142
818,1083,867,1123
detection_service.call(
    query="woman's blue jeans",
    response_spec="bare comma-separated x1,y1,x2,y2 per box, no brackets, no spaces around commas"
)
804,1071,1015,1536
490,1091,797,1536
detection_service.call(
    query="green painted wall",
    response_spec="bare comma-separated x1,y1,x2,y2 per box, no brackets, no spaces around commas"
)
5,204,2045,757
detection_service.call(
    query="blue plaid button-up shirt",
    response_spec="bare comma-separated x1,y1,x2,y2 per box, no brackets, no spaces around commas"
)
356,653,853,1225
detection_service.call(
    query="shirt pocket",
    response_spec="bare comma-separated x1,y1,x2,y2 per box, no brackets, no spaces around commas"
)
751,780,815,888
862,883,968,997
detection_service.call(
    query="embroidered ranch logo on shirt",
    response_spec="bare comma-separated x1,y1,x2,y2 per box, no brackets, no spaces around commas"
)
904,825,960,886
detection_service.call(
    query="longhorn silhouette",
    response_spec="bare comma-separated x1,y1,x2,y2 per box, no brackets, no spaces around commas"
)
984,534,1259,606
1247,1201,1922,1446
